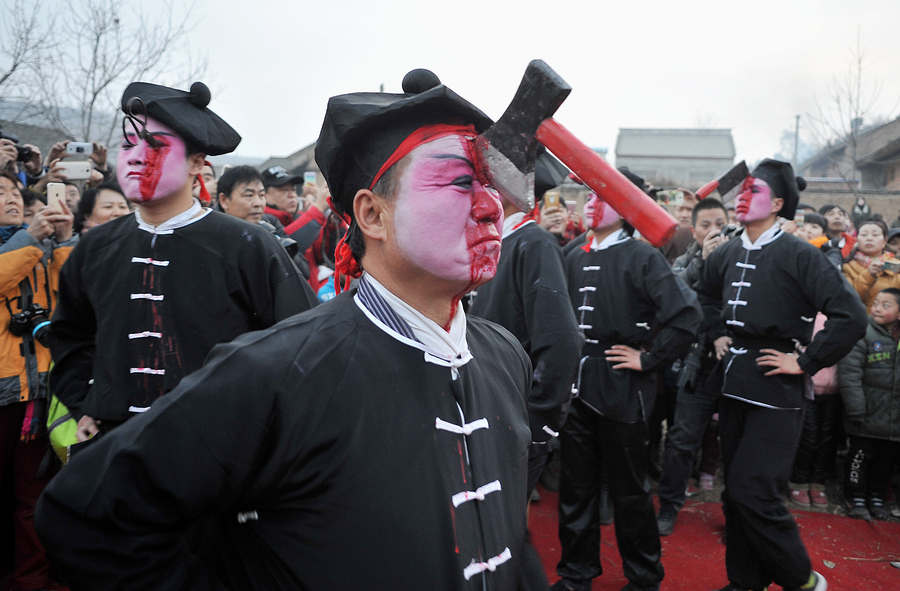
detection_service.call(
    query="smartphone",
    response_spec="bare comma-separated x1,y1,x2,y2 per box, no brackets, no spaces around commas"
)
56,160,92,181
543,192,561,208
46,182,65,212
883,259,900,273
303,171,317,185
66,141,93,156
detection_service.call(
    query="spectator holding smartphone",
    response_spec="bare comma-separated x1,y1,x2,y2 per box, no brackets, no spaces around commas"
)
0,171,75,591
842,219,900,308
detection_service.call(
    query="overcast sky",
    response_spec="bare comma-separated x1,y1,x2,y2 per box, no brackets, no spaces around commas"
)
190,0,900,166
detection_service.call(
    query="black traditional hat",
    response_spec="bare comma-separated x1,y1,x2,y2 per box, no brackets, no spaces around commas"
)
617,167,647,192
750,158,806,220
315,69,492,217
535,150,569,200
120,81,241,156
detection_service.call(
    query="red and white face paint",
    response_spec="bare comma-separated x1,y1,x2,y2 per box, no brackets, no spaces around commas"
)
392,134,503,290
735,177,774,223
582,192,621,231
117,117,190,203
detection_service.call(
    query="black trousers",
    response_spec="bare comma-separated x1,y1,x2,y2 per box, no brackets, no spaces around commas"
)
658,383,719,511
791,395,841,485
845,435,900,500
520,442,552,591
719,397,811,590
557,400,663,589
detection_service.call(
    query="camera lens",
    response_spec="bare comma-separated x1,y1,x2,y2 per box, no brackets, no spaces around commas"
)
31,318,52,348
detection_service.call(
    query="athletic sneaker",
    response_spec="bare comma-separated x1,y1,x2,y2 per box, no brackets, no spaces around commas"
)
809,485,828,507
847,497,872,520
891,503,900,518
657,505,678,537
790,487,811,506
798,570,827,590
868,496,890,521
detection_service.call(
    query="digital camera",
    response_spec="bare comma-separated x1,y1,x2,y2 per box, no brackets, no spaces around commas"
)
8,303,52,347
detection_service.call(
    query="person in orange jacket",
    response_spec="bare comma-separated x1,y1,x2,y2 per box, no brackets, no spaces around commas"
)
0,172,75,590
842,219,900,309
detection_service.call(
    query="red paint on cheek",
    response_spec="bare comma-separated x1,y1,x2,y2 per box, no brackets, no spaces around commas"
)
139,144,172,200
736,176,755,215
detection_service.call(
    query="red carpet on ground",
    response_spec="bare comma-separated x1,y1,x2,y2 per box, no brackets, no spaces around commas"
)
531,487,900,590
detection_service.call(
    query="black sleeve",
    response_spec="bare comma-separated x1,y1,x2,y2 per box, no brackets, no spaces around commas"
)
694,242,728,342
518,237,583,440
639,249,702,371
49,241,96,420
36,330,303,590
795,246,867,375
837,336,867,421
241,231,317,327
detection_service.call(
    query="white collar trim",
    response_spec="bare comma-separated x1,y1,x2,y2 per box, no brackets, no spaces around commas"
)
740,222,783,251
591,229,630,250
355,273,472,369
134,199,209,235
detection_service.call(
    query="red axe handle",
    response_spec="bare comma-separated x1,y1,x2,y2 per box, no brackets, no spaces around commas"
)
695,179,719,200
536,118,678,247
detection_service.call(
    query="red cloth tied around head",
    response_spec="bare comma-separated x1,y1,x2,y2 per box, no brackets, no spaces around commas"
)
368,123,477,190
195,159,214,205
332,200,359,294
196,174,211,205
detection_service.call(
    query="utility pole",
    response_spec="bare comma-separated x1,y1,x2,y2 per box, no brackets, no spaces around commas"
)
793,114,800,167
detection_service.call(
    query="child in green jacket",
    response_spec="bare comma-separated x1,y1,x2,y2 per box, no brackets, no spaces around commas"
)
838,287,900,520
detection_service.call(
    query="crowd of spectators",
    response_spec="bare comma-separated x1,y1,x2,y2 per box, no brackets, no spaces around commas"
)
1,120,899,589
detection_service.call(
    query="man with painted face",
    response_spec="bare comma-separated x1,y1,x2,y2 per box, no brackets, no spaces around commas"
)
36,70,531,590
468,151,582,590
46,81,316,442
554,188,701,591
696,159,866,591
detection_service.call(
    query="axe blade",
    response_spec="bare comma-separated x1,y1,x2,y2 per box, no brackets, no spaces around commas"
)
717,160,750,199
697,161,749,202
475,60,571,211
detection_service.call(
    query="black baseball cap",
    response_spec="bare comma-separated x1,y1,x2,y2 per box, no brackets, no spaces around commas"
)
262,165,302,189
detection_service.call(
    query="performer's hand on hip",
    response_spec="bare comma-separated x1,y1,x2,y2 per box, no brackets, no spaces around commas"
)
605,344,643,371
756,349,803,376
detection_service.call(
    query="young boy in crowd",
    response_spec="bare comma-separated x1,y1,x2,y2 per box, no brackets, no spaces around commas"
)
838,287,900,520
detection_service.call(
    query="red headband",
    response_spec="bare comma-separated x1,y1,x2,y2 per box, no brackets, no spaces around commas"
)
368,123,477,190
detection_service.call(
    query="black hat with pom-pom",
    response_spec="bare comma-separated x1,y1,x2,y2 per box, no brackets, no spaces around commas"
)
750,158,805,220
120,81,241,155
315,68,492,216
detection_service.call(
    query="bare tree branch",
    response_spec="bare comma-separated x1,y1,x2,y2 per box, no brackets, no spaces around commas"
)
16,0,205,147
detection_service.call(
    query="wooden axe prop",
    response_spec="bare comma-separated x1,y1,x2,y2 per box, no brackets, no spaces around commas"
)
474,59,679,247
695,160,750,203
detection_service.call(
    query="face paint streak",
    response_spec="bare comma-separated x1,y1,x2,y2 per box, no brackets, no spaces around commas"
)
735,176,755,216
140,143,173,201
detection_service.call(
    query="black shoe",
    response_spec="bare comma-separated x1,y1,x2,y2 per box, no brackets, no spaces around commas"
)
847,497,872,521
657,505,678,537
550,578,591,591
869,496,890,521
